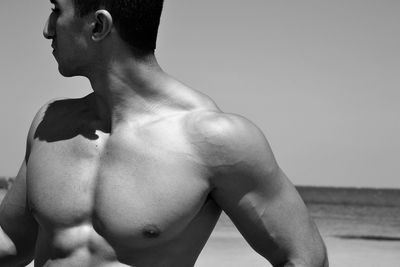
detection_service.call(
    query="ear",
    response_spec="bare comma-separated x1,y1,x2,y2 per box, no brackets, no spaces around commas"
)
91,10,113,42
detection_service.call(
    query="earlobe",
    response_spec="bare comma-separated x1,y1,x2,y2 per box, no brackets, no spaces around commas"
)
91,10,113,42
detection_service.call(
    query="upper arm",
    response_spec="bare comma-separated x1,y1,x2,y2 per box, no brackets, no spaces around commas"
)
0,104,49,263
191,112,327,266
0,160,38,264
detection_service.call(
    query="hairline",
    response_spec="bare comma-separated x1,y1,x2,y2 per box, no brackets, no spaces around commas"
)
71,0,159,56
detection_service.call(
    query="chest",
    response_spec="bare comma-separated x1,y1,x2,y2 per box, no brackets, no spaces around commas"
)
26,132,211,243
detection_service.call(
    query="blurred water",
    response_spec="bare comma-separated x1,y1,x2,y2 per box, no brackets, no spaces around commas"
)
216,187,400,240
308,203,400,239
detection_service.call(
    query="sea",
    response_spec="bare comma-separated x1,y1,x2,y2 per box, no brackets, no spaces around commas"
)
297,186,400,240
213,186,400,241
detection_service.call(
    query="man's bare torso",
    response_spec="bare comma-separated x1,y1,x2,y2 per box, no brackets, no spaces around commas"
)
27,93,222,266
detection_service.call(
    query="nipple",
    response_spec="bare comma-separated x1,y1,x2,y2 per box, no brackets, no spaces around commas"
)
142,225,161,238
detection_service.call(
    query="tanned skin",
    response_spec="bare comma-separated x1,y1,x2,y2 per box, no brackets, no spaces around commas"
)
0,0,328,266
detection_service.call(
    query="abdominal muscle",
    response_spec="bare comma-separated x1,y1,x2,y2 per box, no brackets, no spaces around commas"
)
34,223,129,267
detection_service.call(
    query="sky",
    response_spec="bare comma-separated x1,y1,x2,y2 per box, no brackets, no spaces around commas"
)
0,0,399,188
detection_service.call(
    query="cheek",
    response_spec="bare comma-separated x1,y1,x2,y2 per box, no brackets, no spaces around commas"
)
69,28,90,50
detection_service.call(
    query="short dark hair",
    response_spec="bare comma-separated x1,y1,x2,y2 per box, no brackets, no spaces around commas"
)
73,0,164,53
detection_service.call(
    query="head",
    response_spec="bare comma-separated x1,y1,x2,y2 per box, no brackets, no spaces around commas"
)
43,0,164,77
72,0,164,54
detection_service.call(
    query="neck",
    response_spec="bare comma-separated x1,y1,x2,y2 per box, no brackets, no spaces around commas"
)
86,53,174,129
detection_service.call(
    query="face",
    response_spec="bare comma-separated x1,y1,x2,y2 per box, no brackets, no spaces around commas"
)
43,0,92,77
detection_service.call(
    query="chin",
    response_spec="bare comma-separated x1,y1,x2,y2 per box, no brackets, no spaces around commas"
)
58,65,81,78
58,70,74,77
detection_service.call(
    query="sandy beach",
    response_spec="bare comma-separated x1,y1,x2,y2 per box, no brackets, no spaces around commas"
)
196,215,400,267
198,235,400,267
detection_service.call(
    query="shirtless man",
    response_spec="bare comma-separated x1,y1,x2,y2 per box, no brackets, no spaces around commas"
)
0,0,328,266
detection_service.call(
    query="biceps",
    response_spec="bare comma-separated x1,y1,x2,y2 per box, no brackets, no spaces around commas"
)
0,161,29,217
0,161,37,250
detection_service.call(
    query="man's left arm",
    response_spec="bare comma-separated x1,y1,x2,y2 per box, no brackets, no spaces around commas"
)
193,113,328,267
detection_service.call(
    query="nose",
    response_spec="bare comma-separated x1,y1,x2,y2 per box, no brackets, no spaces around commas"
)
43,14,55,39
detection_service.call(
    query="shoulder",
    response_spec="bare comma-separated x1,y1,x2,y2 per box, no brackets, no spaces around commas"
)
27,98,65,143
25,95,91,157
27,96,88,141
186,110,263,145
184,110,277,173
